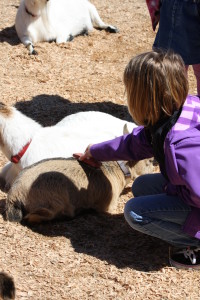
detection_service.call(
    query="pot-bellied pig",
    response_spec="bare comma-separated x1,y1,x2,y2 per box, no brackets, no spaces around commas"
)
5,157,155,223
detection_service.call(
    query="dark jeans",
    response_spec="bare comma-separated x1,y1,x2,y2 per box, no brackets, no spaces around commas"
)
124,173,200,248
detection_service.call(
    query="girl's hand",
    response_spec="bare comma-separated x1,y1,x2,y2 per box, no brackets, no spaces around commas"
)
73,145,102,168
78,144,93,161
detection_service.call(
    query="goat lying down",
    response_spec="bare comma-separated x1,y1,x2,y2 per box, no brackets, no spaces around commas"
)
5,157,155,224
0,102,137,190
15,0,119,54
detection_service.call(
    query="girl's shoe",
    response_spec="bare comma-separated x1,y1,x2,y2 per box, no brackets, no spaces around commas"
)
169,246,200,270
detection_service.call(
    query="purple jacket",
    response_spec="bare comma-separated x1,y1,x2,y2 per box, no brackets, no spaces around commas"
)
91,95,200,239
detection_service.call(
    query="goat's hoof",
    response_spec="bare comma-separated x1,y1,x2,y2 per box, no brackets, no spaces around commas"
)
106,26,119,33
81,29,89,36
30,49,38,55
67,35,74,42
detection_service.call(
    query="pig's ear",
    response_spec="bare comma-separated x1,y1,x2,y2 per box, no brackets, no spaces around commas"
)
24,208,54,223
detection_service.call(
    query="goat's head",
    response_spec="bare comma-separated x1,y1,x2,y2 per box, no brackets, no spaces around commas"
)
0,102,12,118
24,0,49,14
0,102,12,146
0,103,13,151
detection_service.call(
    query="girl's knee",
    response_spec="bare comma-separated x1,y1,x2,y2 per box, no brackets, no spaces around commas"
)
124,198,151,232
124,198,139,229
124,198,144,224
124,199,140,223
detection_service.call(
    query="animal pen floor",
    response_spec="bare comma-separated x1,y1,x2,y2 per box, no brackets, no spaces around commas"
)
0,0,199,299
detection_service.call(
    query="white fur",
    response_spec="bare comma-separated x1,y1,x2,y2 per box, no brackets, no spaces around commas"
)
0,107,137,188
15,0,119,54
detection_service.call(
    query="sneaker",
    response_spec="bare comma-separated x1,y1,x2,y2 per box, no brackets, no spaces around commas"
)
169,246,200,270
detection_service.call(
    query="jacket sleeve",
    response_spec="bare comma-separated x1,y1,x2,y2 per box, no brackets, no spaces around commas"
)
165,135,200,209
165,132,200,238
90,126,154,162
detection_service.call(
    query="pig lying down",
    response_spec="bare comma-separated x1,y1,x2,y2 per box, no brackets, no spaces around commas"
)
15,0,119,54
0,102,137,190
5,157,155,224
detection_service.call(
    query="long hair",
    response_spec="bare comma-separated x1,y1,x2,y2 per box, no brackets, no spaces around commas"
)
123,50,189,126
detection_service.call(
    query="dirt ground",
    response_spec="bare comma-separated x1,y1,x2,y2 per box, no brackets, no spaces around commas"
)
0,0,199,299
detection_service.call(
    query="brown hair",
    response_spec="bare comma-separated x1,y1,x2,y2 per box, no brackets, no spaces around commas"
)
123,50,189,126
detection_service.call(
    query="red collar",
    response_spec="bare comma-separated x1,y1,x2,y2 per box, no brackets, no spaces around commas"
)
11,141,31,164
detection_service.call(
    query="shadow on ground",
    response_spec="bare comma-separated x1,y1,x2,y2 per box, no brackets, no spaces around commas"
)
28,211,169,272
0,191,168,272
0,25,20,46
15,94,133,126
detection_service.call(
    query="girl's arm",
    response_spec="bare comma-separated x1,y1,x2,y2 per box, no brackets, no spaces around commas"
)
87,126,154,162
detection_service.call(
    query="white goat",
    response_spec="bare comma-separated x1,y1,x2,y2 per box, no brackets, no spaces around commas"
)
15,0,119,54
0,102,137,190
5,157,155,223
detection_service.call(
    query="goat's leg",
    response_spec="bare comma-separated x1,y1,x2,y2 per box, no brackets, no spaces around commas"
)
88,3,119,33
0,162,12,192
0,162,19,192
21,36,38,55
